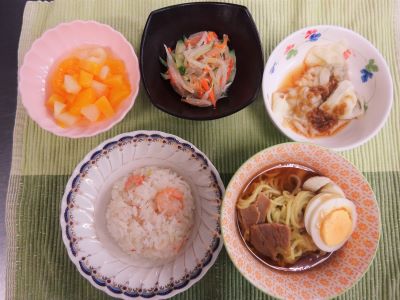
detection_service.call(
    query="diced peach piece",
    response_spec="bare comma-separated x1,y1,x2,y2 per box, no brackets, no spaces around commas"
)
104,75,124,87
67,108,81,117
105,59,125,74
55,120,66,128
58,57,79,71
81,104,100,122
69,88,96,115
77,88,96,103
51,69,66,93
91,80,108,96
65,94,76,106
56,112,78,127
95,96,114,118
64,74,81,94
109,85,131,107
59,58,80,77
79,70,94,88
79,59,101,75
54,101,66,116
47,94,65,110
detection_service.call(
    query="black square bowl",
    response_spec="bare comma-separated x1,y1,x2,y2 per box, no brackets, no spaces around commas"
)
140,2,264,120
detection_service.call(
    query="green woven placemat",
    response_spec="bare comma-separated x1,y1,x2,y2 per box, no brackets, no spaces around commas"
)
6,0,400,299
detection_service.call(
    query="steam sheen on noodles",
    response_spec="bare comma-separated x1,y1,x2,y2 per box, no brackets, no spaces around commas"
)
237,168,320,265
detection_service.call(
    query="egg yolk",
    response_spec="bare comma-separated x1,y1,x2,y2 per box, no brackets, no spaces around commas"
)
320,208,352,246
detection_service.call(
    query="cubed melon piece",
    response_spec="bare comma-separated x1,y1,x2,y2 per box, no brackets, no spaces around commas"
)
76,48,90,60
56,112,78,127
79,59,101,75
95,96,114,118
109,86,131,107
81,104,100,122
79,70,94,88
105,58,125,74
99,65,110,80
87,47,107,65
47,94,65,110
54,101,66,116
64,74,81,94
104,75,124,87
91,80,108,96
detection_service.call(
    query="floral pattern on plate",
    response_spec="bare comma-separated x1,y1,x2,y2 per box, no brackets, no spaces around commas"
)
361,59,379,83
305,29,321,42
60,131,224,299
221,143,380,300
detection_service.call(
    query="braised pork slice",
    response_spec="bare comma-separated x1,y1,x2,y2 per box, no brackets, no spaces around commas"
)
238,204,260,233
250,223,291,260
255,193,271,224
238,193,271,233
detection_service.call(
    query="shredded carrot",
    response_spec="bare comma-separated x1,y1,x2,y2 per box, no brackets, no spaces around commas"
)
206,31,218,43
206,47,223,57
209,88,216,107
227,59,234,79
200,78,210,91
195,81,204,97
215,35,229,49
185,34,203,47
222,34,229,47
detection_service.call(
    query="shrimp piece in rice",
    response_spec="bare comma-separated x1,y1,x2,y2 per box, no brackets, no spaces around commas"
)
154,187,184,217
124,175,145,191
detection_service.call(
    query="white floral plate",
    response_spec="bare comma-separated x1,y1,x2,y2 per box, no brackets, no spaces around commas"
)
60,131,224,299
262,25,393,151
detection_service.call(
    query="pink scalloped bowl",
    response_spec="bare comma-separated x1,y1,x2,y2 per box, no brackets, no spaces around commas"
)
18,20,140,138
221,143,380,299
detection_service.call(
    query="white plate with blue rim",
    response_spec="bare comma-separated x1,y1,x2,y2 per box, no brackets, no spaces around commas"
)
262,25,393,151
60,131,224,299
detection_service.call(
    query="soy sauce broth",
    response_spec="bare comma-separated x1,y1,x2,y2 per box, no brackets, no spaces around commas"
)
240,163,317,199
236,163,332,272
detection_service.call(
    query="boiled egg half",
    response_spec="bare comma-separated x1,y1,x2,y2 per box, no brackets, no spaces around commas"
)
304,193,357,252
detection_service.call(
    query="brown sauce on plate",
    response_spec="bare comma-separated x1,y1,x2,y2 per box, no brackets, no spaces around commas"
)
278,63,307,92
277,63,351,138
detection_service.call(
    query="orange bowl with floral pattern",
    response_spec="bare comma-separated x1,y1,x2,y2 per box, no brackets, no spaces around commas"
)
221,143,380,299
